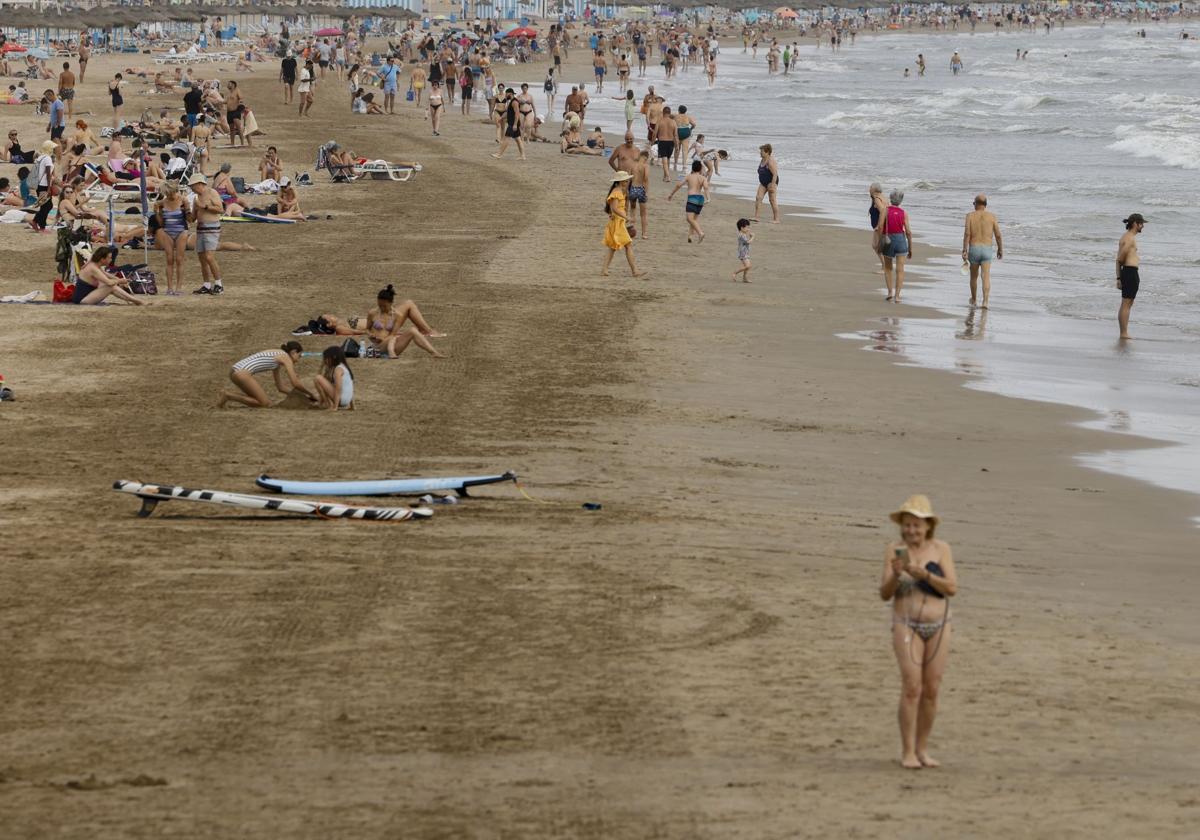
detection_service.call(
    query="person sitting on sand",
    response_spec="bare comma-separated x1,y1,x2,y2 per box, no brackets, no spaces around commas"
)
561,124,601,156
313,345,355,411
274,178,305,220
258,146,283,182
212,163,246,215
218,342,318,409
586,126,606,150
879,495,957,770
72,245,148,306
68,120,102,153
0,177,24,207
366,283,446,359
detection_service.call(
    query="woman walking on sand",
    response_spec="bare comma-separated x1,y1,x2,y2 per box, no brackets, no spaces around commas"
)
667,160,710,244
600,171,647,279
753,143,780,223
881,189,913,302
869,182,889,278
879,495,957,770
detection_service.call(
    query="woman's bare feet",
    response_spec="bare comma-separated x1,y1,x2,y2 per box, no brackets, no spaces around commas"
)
216,390,228,409
600,271,610,277
632,271,649,280
917,752,940,768
900,755,922,770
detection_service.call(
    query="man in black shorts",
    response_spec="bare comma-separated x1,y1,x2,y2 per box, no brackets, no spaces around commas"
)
1116,213,1145,340
279,51,297,105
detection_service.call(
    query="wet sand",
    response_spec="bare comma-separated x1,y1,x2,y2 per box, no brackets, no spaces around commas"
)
1,44,1198,838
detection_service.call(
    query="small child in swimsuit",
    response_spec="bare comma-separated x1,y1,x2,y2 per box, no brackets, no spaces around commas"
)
732,218,754,283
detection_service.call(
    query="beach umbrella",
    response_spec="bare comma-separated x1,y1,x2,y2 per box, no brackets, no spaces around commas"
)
503,26,538,38
26,47,50,59
314,26,342,36
2,43,28,54
775,7,800,17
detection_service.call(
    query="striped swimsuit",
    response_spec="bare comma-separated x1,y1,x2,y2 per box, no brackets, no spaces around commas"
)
232,351,282,374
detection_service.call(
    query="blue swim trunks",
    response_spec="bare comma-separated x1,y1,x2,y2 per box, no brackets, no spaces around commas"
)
967,244,994,265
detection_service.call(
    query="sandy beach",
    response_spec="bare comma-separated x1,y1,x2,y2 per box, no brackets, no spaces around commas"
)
1,33,1198,838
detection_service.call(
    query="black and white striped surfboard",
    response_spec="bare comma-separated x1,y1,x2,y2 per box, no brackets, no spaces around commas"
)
113,480,434,521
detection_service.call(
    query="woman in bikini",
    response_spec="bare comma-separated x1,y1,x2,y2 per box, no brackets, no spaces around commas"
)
155,181,191,295
459,65,474,116
516,83,536,140
365,284,446,359
878,495,958,770
218,342,318,409
491,87,507,144
427,80,444,136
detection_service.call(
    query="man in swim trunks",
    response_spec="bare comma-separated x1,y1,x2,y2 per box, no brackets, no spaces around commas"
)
656,107,677,181
592,50,607,93
188,173,225,295
58,62,75,118
961,194,1004,309
629,149,651,239
1116,213,1145,340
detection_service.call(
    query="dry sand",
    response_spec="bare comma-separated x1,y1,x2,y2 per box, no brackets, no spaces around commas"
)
1,43,1198,839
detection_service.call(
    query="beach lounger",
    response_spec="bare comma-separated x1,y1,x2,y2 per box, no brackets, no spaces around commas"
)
354,160,422,182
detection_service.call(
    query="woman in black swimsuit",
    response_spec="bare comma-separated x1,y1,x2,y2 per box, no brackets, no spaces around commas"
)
108,73,124,130
491,88,526,161
754,143,780,223
517,82,536,139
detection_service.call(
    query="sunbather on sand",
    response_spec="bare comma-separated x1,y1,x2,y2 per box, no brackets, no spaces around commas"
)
68,120,102,153
72,246,149,306
275,179,306,220
365,284,446,359
0,178,25,207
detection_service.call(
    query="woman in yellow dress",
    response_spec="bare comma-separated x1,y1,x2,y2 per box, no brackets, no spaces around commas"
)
601,171,648,278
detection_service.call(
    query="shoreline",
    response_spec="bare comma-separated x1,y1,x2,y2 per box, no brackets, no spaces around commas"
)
1,37,1198,837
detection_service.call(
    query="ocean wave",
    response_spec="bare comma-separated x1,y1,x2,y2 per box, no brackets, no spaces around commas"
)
1106,92,1200,113
1109,125,1200,170
1000,93,1061,112
997,182,1057,194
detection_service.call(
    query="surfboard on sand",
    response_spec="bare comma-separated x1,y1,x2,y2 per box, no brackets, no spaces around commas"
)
113,480,434,520
254,471,517,497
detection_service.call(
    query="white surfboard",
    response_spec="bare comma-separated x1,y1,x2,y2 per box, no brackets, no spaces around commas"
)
113,480,433,521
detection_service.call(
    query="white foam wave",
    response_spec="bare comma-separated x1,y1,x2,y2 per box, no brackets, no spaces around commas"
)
1109,124,1200,170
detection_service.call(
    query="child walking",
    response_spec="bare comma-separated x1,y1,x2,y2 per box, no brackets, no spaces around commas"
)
732,218,755,282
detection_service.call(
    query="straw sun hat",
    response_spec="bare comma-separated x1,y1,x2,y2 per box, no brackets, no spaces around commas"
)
611,171,633,183
889,494,939,527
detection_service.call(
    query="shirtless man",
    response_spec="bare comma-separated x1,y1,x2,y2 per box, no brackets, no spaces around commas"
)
609,130,639,175
565,85,583,121
643,86,665,143
1116,213,1145,340
58,62,76,118
77,39,90,83
629,149,651,239
961,194,1004,309
656,107,678,181
592,50,607,93
187,173,226,295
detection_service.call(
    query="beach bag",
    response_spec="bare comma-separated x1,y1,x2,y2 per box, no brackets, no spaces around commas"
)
405,84,414,102
243,110,259,136
127,272,158,296
340,338,361,358
52,279,75,303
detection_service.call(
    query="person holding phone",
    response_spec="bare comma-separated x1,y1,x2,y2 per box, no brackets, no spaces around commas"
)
878,495,958,769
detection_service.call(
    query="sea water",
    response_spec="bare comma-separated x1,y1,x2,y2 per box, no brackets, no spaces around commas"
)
583,22,1200,503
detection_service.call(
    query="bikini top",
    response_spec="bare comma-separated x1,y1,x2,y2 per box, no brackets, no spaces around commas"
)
895,561,946,600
